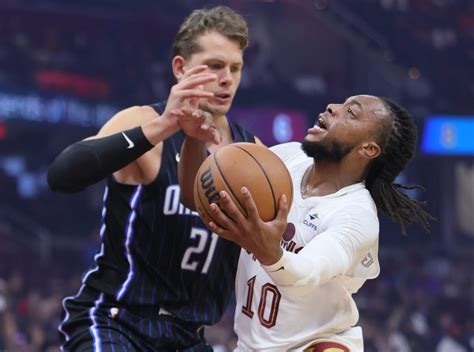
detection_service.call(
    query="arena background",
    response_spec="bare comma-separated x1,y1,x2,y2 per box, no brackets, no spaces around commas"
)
0,0,472,350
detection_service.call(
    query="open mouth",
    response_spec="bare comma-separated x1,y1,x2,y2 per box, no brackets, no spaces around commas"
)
313,116,328,131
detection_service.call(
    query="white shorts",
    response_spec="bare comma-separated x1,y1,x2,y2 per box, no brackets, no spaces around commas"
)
235,327,363,352
290,327,364,352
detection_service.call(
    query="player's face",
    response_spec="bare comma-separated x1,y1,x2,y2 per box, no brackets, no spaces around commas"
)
303,95,388,161
184,31,244,117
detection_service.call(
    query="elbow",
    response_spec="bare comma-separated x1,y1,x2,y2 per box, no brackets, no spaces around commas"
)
46,166,61,192
47,164,82,193
277,283,316,298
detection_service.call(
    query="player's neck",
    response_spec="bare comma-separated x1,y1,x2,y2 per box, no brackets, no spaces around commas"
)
301,161,363,197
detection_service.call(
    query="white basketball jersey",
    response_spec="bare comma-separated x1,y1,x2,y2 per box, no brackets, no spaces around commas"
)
234,142,380,351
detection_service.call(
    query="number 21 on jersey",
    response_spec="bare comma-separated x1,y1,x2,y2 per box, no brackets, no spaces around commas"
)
181,227,219,274
242,275,282,328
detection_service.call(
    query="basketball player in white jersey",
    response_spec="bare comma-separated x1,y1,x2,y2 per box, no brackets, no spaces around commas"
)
179,95,432,351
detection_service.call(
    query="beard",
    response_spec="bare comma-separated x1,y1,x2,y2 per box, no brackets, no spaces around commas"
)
301,138,354,162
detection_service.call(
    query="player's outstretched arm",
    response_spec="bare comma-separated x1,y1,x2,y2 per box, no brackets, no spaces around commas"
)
262,206,379,296
47,66,216,193
208,189,379,297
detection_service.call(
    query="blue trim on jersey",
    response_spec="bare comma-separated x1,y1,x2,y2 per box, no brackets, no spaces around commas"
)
116,185,143,301
82,186,109,284
105,317,115,352
59,186,110,348
58,285,86,346
89,293,105,352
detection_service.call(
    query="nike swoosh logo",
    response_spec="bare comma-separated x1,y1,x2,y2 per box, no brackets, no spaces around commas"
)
121,132,134,149
275,266,284,272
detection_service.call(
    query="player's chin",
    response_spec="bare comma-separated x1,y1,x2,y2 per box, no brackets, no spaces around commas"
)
212,104,231,116
201,101,231,116
303,133,323,143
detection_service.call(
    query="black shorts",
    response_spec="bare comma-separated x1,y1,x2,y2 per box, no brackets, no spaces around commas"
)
59,286,212,352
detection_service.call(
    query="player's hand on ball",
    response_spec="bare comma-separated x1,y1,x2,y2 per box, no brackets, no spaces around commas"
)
208,187,289,265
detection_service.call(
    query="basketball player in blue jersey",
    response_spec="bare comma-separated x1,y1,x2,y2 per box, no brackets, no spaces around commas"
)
47,6,262,351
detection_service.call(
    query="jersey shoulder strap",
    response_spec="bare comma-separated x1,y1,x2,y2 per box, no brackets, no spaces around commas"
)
229,120,256,143
150,101,166,115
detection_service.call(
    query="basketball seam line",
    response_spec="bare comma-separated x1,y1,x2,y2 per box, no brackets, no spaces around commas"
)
213,150,247,214
231,145,277,218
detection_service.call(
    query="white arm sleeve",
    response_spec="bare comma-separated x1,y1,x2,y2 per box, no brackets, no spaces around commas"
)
261,205,379,296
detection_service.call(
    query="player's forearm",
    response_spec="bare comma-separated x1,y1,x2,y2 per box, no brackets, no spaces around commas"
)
47,116,179,193
178,136,208,210
262,236,349,297
141,111,181,145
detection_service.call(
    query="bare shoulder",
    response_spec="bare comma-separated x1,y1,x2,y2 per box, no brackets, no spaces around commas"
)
92,105,164,185
94,105,160,138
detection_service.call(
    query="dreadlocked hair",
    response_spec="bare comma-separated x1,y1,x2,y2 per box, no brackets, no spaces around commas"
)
365,97,434,234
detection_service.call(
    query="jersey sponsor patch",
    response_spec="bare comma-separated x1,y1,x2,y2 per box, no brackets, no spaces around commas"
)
302,212,320,231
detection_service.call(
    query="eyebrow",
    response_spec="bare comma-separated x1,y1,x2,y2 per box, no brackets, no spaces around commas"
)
346,99,363,110
204,58,243,66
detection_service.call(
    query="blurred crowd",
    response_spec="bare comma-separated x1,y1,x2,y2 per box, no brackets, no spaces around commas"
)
357,247,473,351
0,5,172,105
1,0,471,113
343,0,474,114
0,245,472,351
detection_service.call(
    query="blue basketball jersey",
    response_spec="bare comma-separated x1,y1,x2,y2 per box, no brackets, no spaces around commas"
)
84,102,255,325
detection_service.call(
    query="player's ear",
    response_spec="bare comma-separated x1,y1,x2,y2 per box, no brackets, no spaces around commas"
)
358,142,381,160
172,56,187,81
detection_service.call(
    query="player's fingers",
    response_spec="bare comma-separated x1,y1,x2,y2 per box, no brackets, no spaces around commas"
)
213,128,221,144
172,74,215,96
192,109,204,119
206,127,220,144
208,222,234,241
199,116,213,130
215,191,245,223
209,201,237,229
181,65,208,79
240,187,261,222
200,129,220,144
173,72,213,91
173,107,191,121
176,89,215,100
170,109,184,117
188,97,198,109
178,73,217,90
274,194,289,225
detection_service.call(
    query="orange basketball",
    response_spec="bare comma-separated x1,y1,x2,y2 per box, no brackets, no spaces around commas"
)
194,142,293,226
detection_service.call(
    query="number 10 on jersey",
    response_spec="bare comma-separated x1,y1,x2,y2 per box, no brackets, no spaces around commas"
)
242,275,282,328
